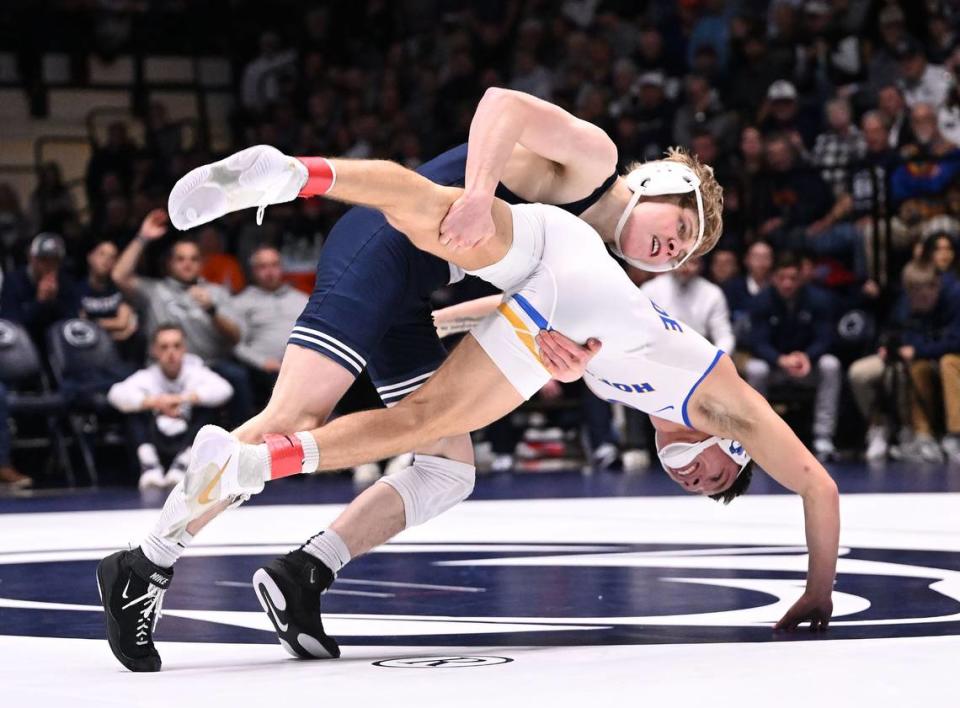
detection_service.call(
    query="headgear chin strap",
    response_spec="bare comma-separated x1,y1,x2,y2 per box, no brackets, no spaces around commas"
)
612,161,705,273
657,434,751,477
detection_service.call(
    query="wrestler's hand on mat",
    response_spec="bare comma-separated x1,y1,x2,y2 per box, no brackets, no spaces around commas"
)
774,592,833,632
439,192,496,249
536,330,602,383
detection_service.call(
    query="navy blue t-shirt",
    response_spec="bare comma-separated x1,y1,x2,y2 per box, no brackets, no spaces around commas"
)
77,280,124,320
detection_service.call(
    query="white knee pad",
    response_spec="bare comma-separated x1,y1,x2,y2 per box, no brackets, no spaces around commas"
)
377,454,476,529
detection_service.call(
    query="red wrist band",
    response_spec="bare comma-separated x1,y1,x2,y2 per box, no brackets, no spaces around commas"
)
296,157,335,197
264,434,303,480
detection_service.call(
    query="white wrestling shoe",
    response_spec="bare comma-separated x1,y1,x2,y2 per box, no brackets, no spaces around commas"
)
183,425,266,511
167,145,308,230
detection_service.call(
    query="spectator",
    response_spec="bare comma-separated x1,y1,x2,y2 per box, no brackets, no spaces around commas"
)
890,261,960,464
756,133,834,245
0,232,79,349
757,79,818,150
866,5,910,94
876,83,915,150
0,382,31,488
633,71,674,161
231,245,308,406
113,210,239,359
0,183,27,268
78,240,138,346
732,125,766,229
890,104,960,235
241,31,297,114
112,210,252,425
812,97,866,199
29,162,76,234
144,101,183,162
745,252,841,460
672,73,737,153
900,102,958,160
641,257,735,354
804,110,898,282
895,36,954,111
108,324,233,489
723,240,774,327
727,32,785,117
927,11,957,66
85,121,138,209
508,48,553,100
708,248,739,287
199,225,245,294
921,229,960,285
940,83,960,146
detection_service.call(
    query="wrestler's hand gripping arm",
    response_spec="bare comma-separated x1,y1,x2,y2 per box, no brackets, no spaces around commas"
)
440,88,618,248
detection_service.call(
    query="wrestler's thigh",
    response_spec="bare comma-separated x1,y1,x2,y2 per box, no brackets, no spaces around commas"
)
398,333,526,439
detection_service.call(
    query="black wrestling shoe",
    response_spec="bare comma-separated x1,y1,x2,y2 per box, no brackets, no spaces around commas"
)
253,549,341,659
96,548,172,672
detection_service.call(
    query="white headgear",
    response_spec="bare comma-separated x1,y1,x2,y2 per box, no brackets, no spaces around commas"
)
612,161,705,272
657,434,751,477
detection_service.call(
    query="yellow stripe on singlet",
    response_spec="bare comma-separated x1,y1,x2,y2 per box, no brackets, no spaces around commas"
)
497,303,547,370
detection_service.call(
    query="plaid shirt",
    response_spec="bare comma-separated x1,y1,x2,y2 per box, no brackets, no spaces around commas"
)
813,127,867,198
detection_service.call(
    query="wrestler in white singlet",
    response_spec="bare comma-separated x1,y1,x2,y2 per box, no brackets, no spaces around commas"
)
466,203,723,428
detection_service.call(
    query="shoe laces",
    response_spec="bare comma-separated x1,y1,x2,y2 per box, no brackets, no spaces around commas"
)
255,165,295,226
122,583,167,646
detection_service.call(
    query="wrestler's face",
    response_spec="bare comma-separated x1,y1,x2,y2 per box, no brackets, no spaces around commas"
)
662,441,742,496
620,199,699,270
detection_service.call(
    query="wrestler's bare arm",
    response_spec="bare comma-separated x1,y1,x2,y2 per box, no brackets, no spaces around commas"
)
442,88,618,247
323,159,514,273
687,355,839,629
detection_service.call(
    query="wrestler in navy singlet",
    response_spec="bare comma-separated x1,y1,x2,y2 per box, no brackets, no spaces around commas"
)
288,143,617,404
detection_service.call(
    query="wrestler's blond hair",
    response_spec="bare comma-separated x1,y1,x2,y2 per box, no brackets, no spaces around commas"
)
625,147,724,259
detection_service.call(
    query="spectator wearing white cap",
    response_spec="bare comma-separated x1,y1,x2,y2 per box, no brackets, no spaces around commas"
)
0,232,79,349
758,79,819,151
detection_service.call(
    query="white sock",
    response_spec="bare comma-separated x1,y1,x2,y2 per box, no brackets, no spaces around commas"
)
137,443,161,471
141,529,193,569
301,529,351,575
140,480,195,567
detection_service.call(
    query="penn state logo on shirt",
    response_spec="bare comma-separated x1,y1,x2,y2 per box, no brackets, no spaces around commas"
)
61,318,99,348
0,320,17,348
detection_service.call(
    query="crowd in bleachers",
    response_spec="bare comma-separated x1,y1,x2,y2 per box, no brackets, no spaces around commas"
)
2,0,960,488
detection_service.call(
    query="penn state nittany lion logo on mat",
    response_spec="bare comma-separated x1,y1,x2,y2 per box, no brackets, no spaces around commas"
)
1,542,958,646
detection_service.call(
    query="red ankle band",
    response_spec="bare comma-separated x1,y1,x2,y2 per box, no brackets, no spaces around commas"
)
296,157,335,197
264,434,303,480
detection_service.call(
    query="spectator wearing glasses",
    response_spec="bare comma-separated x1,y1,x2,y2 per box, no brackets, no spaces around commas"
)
112,210,252,425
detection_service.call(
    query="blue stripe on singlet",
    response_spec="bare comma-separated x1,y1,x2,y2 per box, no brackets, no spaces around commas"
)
512,293,550,330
